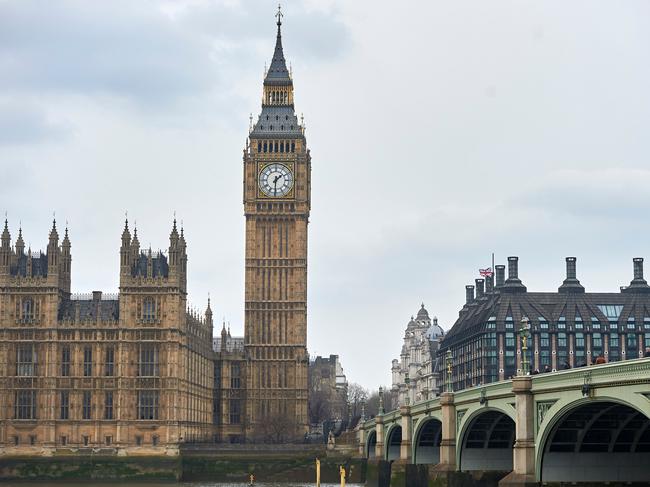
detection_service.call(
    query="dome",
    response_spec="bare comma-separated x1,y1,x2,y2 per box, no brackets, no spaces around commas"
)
425,317,444,340
416,303,430,321
406,315,417,329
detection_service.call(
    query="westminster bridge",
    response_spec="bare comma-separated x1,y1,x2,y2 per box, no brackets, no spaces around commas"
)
357,357,650,485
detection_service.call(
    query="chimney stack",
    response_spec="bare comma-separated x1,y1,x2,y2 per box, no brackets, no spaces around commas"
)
558,257,585,293
465,285,475,304
475,278,485,298
495,265,505,288
623,257,650,293
502,256,527,293
485,274,494,293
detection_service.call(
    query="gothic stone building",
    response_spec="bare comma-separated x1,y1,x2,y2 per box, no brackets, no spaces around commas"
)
0,219,215,455
391,304,445,407
439,256,650,392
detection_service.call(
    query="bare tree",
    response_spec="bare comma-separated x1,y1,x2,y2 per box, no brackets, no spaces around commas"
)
256,412,300,444
365,386,394,417
347,383,369,428
308,389,333,425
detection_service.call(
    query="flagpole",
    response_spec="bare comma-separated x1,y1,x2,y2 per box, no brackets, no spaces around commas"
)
492,252,495,277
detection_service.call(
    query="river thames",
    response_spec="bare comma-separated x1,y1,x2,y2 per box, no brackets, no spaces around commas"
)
0,483,361,487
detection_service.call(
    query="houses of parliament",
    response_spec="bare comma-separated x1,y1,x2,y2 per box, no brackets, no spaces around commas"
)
0,9,310,455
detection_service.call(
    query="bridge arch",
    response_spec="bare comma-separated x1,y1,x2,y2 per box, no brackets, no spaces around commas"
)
537,397,650,482
366,430,376,459
385,424,402,461
458,407,515,473
413,417,442,464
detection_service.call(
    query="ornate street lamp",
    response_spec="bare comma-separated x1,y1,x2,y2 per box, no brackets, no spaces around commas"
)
404,372,410,406
519,317,530,376
378,386,384,415
445,349,453,393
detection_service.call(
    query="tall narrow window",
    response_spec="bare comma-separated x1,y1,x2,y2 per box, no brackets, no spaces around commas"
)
138,390,159,420
22,298,34,321
16,344,35,376
230,363,241,389
83,346,92,377
60,391,69,420
143,297,156,321
61,346,70,377
138,345,159,377
15,390,36,419
229,399,241,424
104,391,113,420
104,347,114,376
82,391,92,419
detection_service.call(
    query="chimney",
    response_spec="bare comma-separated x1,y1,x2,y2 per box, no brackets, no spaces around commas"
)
475,278,485,298
558,257,584,294
502,256,527,293
634,258,644,280
495,265,505,288
508,256,518,280
623,257,650,293
485,274,494,293
465,285,475,304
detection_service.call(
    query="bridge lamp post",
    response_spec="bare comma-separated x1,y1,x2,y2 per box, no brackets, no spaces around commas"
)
404,372,410,406
445,349,453,393
519,317,530,376
378,386,384,415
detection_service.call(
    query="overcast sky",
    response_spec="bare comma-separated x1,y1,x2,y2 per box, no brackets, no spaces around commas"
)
1,0,650,389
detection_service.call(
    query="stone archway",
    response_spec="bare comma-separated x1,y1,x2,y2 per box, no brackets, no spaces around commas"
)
413,418,442,464
366,430,377,459
539,400,650,482
385,425,402,461
459,409,515,472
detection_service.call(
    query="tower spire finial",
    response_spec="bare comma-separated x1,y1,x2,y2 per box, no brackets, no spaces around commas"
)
276,3,283,27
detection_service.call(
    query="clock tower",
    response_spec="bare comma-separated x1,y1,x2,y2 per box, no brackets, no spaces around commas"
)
243,7,310,439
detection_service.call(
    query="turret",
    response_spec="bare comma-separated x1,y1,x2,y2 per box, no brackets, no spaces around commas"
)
120,219,132,277
220,321,227,352
15,227,25,256
60,226,72,293
205,296,213,326
0,219,10,274
47,219,59,274
169,219,181,280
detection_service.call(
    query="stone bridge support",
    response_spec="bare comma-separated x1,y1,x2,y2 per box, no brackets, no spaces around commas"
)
500,376,535,486
433,392,456,472
374,414,384,460
399,405,412,461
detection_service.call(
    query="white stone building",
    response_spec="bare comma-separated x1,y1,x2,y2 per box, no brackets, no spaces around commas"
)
391,304,445,406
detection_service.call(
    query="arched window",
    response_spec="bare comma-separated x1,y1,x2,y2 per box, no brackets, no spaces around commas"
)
291,142,295,152
280,142,284,153
143,297,156,321
274,141,278,153
257,142,262,152
263,142,267,152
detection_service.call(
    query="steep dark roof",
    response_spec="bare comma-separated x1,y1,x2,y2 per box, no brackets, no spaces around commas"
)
264,15,292,86
440,289,650,351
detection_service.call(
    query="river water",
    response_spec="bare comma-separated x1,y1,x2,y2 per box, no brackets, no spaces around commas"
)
0,484,361,487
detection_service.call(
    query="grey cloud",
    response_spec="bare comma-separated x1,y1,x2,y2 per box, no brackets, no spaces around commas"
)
0,100,71,145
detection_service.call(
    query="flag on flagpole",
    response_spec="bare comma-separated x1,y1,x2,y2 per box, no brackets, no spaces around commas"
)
479,267,493,277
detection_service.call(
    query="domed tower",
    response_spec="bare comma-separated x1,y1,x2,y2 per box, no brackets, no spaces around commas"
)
243,6,310,439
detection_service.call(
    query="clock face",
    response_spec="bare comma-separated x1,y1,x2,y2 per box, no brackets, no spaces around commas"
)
259,163,294,197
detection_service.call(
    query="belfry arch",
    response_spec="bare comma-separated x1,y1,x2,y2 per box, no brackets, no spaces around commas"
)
539,400,650,482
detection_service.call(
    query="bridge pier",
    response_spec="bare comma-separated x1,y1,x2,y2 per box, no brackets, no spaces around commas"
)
432,392,456,472
399,404,412,461
499,376,536,487
374,414,385,460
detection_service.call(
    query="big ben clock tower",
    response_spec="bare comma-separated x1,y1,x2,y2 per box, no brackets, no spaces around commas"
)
243,7,310,439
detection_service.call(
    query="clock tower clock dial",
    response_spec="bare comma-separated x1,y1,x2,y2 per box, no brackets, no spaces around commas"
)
242,8,311,440
258,163,294,198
